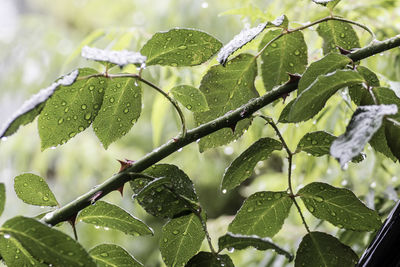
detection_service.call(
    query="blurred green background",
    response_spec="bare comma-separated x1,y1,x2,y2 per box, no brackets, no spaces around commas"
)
0,0,400,266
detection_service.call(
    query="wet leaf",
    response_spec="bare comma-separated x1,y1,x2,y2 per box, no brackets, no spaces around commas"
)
295,232,358,267
89,244,143,267
185,252,234,267
385,120,400,161
330,105,398,167
194,54,258,152
130,164,198,218
217,15,286,65
218,232,293,260
160,213,205,267
228,191,292,237
221,138,282,191
288,70,364,122
14,173,58,207
0,70,79,138
298,53,352,95
317,20,360,55
77,201,153,236
0,236,47,267
81,46,146,67
296,131,336,156
141,28,222,67
348,66,380,105
92,77,141,149
1,216,96,267
0,183,5,217
170,85,209,112
278,99,295,123
298,182,381,231
260,30,308,91
38,68,107,150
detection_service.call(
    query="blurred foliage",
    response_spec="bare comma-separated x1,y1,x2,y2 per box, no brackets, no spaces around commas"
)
0,0,399,266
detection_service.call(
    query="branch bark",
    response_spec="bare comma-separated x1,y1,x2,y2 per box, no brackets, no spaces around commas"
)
44,34,400,226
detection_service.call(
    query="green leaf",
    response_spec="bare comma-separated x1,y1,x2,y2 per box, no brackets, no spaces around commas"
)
298,182,381,231
221,137,282,191
92,77,142,149
160,213,205,267
218,232,293,260
317,20,360,55
385,120,400,161
194,53,258,152
260,30,308,91
89,244,143,267
298,53,352,95
330,105,398,167
77,201,153,236
81,46,146,67
0,70,79,138
14,173,58,207
38,68,107,150
295,232,358,267
186,252,234,267
278,99,295,123
296,131,336,156
348,66,380,105
141,28,222,67
1,216,96,267
170,85,209,112
288,70,364,122
0,183,5,217
217,15,286,65
228,191,293,237
327,0,341,9
130,164,198,218
0,236,47,267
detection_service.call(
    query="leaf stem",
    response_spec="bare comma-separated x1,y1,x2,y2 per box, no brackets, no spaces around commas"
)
258,115,311,233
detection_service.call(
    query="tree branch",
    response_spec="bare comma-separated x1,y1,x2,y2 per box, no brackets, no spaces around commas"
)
44,35,400,226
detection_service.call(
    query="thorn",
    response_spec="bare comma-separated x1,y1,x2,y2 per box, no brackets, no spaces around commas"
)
338,46,351,55
117,159,135,172
281,93,290,103
67,214,78,240
173,137,179,142
117,185,124,196
89,191,103,205
229,121,238,134
287,73,301,84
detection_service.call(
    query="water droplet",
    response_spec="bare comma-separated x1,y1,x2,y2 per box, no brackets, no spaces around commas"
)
311,140,317,145
116,83,121,88
23,183,28,187
167,37,172,41
85,113,92,120
331,211,336,216
109,97,115,103
247,207,254,212
294,50,300,56
124,108,129,114
69,132,76,138
172,230,179,235
178,45,187,50
58,118,64,124
81,104,87,110
67,252,74,256
43,196,49,201
340,33,345,38
314,196,324,202
78,126,84,131
186,105,192,110
271,43,277,48
337,224,343,228
61,101,67,106
100,252,108,257
289,63,294,67
308,206,315,212
274,193,281,199
64,107,69,113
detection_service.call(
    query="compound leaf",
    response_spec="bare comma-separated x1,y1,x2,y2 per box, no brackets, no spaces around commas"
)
317,20,360,55
170,85,209,112
186,252,234,267
1,216,96,267
89,244,143,267
130,164,198,218
0,70,79,138
260,30,307,91
77,201,153,236
295,232,358,267
141,28,222,67
330,105,398,167
228,191,292,237
160,213,205,267
222,137,282,192
14,173,58,207
218,232,293,260
92,77,142,149
299,182,381,231
194,53,258,152
288,70,364,122
38,68,107,150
